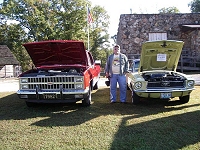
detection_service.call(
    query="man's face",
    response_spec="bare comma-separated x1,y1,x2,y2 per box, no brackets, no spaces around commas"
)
113,46,120,54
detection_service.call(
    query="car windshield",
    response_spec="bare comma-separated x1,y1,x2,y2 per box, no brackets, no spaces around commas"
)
134,61,139,70
131,60,140,72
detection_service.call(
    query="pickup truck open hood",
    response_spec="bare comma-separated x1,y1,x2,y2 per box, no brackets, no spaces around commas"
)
23,40,88,67
140,40,184,72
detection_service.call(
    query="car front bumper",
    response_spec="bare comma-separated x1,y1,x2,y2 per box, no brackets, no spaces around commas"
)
135,88,195,99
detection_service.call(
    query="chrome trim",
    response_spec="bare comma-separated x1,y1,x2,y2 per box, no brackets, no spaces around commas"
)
19,76,84,90
17,88,89,95
135,88,195,93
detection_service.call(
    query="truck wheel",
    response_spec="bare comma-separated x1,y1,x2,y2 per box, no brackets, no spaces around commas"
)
132,91,140,104
82,87,91,106
93,81,98,90
26,101,35,107
179,95,190,103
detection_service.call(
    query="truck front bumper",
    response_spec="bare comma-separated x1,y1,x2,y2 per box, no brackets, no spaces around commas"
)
17,88,90,103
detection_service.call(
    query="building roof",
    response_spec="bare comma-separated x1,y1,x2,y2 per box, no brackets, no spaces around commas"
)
180,24,200,32
0,45,19,65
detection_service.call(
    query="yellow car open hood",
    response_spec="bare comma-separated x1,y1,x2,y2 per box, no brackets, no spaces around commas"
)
139,40,184,72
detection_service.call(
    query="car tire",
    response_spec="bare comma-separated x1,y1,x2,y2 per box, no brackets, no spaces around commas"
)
179,95,190,103
132,91,140,104
82,86,91,106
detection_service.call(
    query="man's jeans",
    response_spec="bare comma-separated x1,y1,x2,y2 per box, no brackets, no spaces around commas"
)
110,74,127,102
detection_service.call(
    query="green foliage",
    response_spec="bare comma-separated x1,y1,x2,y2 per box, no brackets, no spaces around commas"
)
189,0,200,12
0,23,31,71
87,5,110,68
0,0,110,71
158,6,180,14
0,0,89,41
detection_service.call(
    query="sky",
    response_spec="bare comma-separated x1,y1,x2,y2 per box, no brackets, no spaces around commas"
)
90,0,192,37
0,0,192,40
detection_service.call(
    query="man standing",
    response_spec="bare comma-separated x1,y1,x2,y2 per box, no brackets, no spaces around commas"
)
105,45,129,103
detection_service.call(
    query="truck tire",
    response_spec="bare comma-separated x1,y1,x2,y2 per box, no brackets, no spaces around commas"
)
82,86,91,106
26,101,35,107
93,81,98,90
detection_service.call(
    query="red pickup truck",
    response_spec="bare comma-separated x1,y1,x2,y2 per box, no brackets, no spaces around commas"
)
17,40,101,107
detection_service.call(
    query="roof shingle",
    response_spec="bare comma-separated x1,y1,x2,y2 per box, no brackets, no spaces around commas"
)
0,45,19,65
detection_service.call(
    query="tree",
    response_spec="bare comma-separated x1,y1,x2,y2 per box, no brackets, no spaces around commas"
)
0,0,89,41
158,7,180,14
0,23,31,71
189,0,200,12
88,5,110,67
0,0,110,70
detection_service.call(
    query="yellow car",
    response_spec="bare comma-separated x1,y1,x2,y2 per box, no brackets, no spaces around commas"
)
127,40,195,104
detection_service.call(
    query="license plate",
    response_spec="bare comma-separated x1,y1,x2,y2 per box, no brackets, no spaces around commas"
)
43,94,56,99
160,93,171,99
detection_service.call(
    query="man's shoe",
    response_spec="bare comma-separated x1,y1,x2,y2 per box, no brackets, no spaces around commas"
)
120,102,127,104
110,100,116,104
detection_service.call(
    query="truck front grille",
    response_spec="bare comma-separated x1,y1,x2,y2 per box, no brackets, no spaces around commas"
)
20,76,83,90
28,77,74,83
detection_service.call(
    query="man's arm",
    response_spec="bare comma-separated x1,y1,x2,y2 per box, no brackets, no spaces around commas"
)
105,57,110,78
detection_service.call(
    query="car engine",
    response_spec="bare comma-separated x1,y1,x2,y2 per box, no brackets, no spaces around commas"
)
142,72,186,88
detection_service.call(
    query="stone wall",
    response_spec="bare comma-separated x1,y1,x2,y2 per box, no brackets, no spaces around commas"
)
117,13,200,60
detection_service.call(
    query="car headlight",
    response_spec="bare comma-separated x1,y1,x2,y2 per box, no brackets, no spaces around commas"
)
134,81,142,89
21,78,28,83
21,84,29,89
75,84,83,89
187,80,195,87
75,77,83,82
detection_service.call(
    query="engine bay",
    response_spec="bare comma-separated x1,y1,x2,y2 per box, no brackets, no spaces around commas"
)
21,67,85,77
142,72,186,82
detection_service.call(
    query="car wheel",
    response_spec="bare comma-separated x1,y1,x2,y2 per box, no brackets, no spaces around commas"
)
179,95,190,103
132,91,140,104
93,81,98,90
82,86,91,106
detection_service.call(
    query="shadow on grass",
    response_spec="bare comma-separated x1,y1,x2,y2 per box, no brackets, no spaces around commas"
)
110,110,200,150
0,89,200,149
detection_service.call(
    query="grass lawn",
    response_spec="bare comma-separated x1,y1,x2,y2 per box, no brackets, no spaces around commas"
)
0,86,200,150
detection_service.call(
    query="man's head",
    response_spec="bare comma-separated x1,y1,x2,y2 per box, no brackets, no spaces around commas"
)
113,44,120,55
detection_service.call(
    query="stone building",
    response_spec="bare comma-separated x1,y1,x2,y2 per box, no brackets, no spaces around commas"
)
116,13,200,71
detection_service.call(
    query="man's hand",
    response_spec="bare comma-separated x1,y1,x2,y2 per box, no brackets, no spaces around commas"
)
106,72,109,78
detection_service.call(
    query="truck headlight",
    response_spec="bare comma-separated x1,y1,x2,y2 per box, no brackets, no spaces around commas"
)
21,78,28,83
187,80,195,87
21,84,29,89
75,84,83,89
75,77,83,82
134,81,142,89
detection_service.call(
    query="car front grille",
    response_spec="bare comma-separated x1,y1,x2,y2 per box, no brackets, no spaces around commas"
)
147,81,184,88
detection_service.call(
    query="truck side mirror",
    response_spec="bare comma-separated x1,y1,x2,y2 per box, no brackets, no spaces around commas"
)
95,60,101,65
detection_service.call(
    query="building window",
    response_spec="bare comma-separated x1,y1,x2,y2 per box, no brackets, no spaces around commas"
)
149,33,167,41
